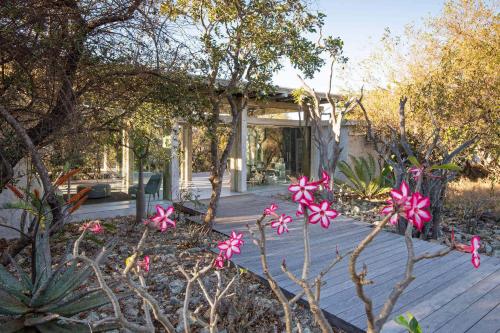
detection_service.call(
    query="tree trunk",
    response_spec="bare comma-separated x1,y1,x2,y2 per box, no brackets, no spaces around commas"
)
136,157,145,224
204,173,223,226
203,97,242,226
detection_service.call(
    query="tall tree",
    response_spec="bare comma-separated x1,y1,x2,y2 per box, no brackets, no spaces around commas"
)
162,0,324,226
0,0,183,189
354,0,499,166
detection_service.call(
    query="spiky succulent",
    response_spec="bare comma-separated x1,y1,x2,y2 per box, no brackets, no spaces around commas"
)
0,251,125,333
1,174,125,332
337,154,394,199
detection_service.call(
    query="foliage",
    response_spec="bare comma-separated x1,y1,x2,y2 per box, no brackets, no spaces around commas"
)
0,0,186,189
0,253,119,333
354,0,499,168
337,155,393,199
394,312,422,333
162,0,326,224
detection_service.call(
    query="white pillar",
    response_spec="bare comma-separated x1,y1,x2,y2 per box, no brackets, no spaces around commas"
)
310,125,320,179
180,125,193,183
163,124,180,201
121,130,134,188
230,107,247,192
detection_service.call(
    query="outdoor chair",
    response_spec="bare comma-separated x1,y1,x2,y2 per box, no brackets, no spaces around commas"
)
128,173,162,200
77,183,111,199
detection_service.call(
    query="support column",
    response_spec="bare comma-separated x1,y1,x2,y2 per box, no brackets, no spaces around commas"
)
180,125,193,183
310,125,320,179
163,124,180,201
302,126,311,178
230,107,248,192
121,130,134,188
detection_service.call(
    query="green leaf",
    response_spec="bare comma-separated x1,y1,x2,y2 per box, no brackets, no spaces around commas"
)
429,163,462,171
0,289,30,315
0,263,30,301
35,321,91,333
46,291,131,316
408,156,421,167
394,314,409,328
409,317,421,333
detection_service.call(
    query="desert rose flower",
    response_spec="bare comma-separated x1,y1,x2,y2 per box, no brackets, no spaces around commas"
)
149,205,176,232
408,166,424,182
138,256,150,272
471,236,481,269
407,192,432,231
214,254,225,269
288,176,318,203
271,214,293,235
381,181,412,225
308,200,338,229
319,170,331,190
263,203,278,216
79,220,104,234
218,238,241,259
296,198,309,217
230,231,244,246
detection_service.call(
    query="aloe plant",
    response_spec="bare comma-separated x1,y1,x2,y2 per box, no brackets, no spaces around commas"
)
1,178,124,332
337,154,394,199
0,256,119,332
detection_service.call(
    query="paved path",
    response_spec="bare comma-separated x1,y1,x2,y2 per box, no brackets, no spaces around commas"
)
183,193,500,333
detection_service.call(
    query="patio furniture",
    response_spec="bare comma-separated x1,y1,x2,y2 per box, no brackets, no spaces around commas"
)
128,173,162,200
77,183,111,199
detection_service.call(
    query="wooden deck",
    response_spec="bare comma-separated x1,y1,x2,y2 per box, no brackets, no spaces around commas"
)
183,193,500,333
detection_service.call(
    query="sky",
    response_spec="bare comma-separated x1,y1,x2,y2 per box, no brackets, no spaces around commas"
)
273,0,446,93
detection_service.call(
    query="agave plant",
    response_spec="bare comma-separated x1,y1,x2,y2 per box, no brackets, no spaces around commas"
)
337,154,394,199
0,251,121,333
1,172,124,332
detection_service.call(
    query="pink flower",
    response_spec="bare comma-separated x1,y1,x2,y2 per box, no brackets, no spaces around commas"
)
320,170,331,190
381,181,412,225
138,256,150,272
390,181,412,207
288,176,318,203
308,200,338,229
296,198,309,217
407,192,432,231
409,166,424,182
471,236,480,269
79,220,104,234
149,205,176,232
214,254,225,269
270,214,293,235
264,203,278,216
218,238,241,259
230,231,244,246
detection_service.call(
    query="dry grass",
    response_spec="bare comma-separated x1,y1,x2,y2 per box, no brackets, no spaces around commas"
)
445,178,499,234
446,178,499,214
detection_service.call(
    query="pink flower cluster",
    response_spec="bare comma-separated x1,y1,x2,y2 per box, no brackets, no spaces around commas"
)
138,256,150,272
79,220,104,234
380,181,431,232
215,231,244,269
287,174,338,229
145,205,176,232
263,203,293,235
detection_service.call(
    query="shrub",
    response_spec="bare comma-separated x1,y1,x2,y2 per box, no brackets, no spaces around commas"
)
337,154,393,199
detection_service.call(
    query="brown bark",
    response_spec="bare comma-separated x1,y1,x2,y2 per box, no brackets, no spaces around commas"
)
204,96,244,226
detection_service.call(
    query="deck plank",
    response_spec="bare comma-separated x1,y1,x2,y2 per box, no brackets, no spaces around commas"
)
184,193,500,333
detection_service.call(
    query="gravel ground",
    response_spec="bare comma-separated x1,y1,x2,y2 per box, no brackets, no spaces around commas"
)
1,213,346,332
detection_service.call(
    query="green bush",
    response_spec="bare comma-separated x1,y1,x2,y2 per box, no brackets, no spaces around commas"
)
337,154,394,199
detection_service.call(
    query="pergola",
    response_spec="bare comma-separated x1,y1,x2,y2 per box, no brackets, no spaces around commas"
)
119,86,363,201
